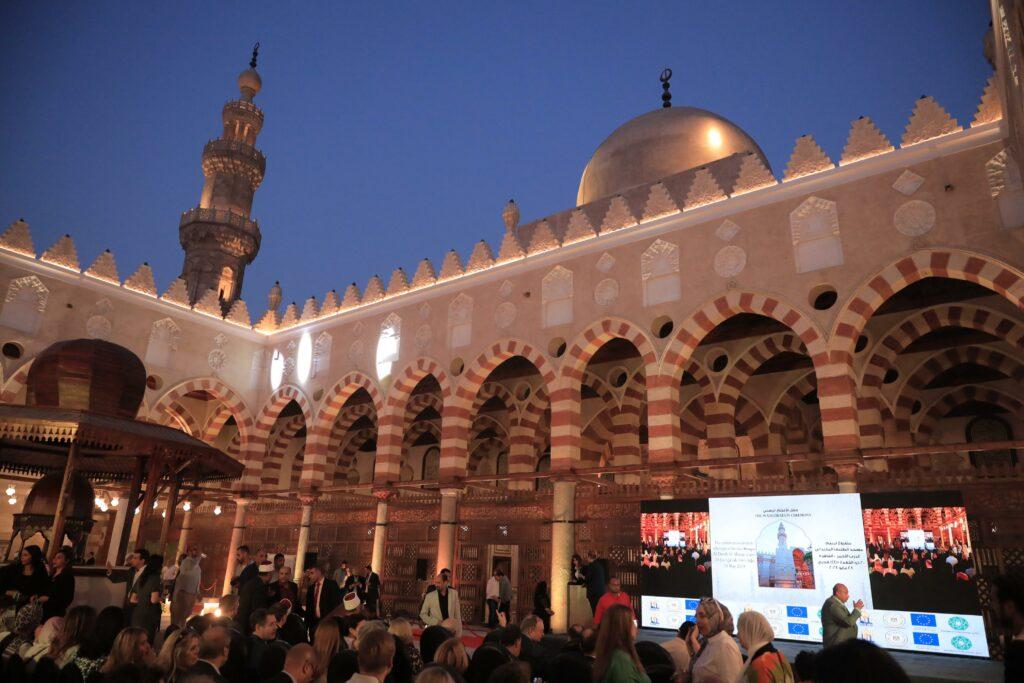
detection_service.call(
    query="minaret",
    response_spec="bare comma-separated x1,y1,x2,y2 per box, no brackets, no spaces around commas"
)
178,44,266,309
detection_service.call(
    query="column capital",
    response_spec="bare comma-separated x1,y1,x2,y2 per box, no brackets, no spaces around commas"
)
298,492,321,506
372,488,396,503
440,487,464,498
235,497,254,508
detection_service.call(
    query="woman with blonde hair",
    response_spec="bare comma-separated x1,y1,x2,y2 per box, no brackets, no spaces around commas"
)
389,617,423,674
101,626,155,673
312,618,346,682
736,610,794,683
48,604,95,667
157,628,200,682
592,603,650,683
432,636,469,675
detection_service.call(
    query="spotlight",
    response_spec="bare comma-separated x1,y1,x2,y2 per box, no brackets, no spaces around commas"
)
7,497,16,505
152,500,159,509
161,511,166,519
4,485,14,496
214,505,222,516
110,497,119,507
182,501,191,512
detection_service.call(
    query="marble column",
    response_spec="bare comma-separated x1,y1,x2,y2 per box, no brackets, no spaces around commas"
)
835,464,859,494
177,507,195,556
222,499,251,595
550,477,577,633
436,488,461,576
371,491,392,573
294,497,316,578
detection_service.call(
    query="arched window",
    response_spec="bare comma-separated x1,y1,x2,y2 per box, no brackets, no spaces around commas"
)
966,416,1016,467
448,294,473,348
542,266,573,328
790,197,843,273
641,240,680,306
422,447,440,480
0,276,48,334
217,266,234,301
376,313,401,380
536,451,552,491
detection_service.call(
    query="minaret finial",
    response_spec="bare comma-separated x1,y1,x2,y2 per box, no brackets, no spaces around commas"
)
250,42,260,69
660,68,672,108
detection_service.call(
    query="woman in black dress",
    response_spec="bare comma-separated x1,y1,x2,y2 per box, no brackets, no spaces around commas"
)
42,546,76,620
1,545,50,607
533,580,553,633
130,554,164,644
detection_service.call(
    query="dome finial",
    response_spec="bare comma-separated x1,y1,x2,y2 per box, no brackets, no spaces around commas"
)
660,68,672,108
250,42,260,69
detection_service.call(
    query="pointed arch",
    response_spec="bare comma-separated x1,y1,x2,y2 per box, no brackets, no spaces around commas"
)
305,371,382,489
0,358,35,404
915,385,1024,443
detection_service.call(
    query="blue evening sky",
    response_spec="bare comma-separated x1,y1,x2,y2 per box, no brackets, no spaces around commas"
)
0,2,993,309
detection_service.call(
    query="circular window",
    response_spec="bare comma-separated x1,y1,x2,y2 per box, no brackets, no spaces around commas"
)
450,357,465,376
145,375,163,391
346,468,360,485
855,335,869,354
652,316,674,339
514,382,532,401
2,342,23,359
883,368,899,385
709,352,729,373
548,337,567,358
911,400,922,415
608,366,629,388
312,388,324,402
810,285,838,311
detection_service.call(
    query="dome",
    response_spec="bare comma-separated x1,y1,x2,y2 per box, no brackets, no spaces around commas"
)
26,339,146,419
23,472,95,520
577,106,770,206
237,68,262,99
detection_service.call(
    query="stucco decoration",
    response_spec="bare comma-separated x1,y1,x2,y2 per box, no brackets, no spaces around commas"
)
972,74,1001,127
145,317,181,367
438,250,464,281
85,299,113,340
839,117,893,165
783,135,834,181
892,170,925,196
596,253,616,273
320,290,341,316
387,268,409,295
299,297,319,322
0,275,48,334
986,149,1024,229
641,239,680,306
732,153,777,195
313,332,332,378
341,283,362,309
466,240,495,272
684,169,726,210
40,235,80,271
499,280,513,298
494,301,517,329
363,275,385,303
496,231,524,262
279,303,299,328
541,266,573,328
714,245,748,278
642,182,680,221
0,219,35,257
84,250,120,284
715,220,740,242
160,278,191,307
348,339,365,369
123,263,157,296
600,196,636,233
448,293,473,348
414,324,432,350
208,333,228,375
893,200,936,236
901,96,962,146
594,278,620,306
283,339,296,380
527,220,559,254
194,288,223,316
250,350,267,390
563,209,597,244
418,303,431,320
790,197,843,273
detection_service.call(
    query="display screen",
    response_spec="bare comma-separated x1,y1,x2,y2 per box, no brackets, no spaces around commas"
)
639,491,987,657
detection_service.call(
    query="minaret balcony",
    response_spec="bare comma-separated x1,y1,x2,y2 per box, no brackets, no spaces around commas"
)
179,207,262,260
202,139,266,175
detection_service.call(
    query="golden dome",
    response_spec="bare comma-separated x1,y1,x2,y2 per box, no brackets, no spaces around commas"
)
237,68,262,99
577,106,769,206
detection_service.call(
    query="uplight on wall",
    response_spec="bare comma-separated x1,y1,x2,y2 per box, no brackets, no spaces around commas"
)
213,505,222,515
182,501,191,512
110,496,119,507
296,332,313,383
270,349,284,390
4,486,14,497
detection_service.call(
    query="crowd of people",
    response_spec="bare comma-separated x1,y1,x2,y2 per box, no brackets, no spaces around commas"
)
637,543,713,600
864,540,980,614
2,540,1019,683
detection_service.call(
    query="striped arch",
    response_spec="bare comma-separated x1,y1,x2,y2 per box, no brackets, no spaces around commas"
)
507,387,550,485
894,346,1024,431
161,400,200,437
736,396,770,452
469,436,509,476
551,319,659,471
680,395,706,458
375,358,452,485
150,377,254,442
768,372,819,453
720,333,807,406
245,385,312,488
403,392,443,428
403,419,441,448
305,371,382,488
472,382,516,416
334,427,376,485
203,404,235,442
915,385,1024,443
441,340,555,481
263,414,306,489
0,358,34,404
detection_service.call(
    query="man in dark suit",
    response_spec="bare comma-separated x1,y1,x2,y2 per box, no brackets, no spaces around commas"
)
214,594,248,683
304,564,341,639
238,562,274,635
105,547,150,625
187,624,231,683
264,643,318,683
584,550,608,615
232,545,258,588
362,563,381,616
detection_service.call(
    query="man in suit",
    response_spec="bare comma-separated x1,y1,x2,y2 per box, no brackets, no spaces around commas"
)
265,643,319,683
362,563,381,616
821,583,864,648
214,594,248,683
304,564,341,639
584,551,608,615
239,562,274,635
421,573,462,632
105,547,150,625
232,545,258,589
187,624,231,683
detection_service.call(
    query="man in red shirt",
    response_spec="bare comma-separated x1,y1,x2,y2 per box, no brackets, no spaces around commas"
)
593,576,634,625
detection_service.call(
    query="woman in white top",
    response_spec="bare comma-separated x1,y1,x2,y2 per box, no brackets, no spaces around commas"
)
686,597,743,683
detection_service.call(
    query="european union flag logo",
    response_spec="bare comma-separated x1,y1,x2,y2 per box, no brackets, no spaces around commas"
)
786,606,808,619
685,615,696,623
685,599,700,611
788,623,810,636
910,613,937,628
912,632,940,646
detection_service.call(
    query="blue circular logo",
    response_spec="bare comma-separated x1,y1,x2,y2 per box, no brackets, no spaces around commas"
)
951,635,972,651
948,616,969,631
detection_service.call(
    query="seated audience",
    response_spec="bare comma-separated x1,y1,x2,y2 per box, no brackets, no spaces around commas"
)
71,605,124,680
185,623,232,682
2,600,42,663
100,626,156,675
592,603,649,683
812,639,909,683
736,610,793,682
267,642,319,683
688,598,742,683
550,630,596,683
433,637,469,676
419,624,451,665
487,660,530,683
19,614,62,666
792,650,816,683
467,625,520,683
312,617,347,682
660,621,694,679
158,627,201,682
47,604,95,668
389,617,423,675
271,599,308,646
348,628,395,683
414,665,458,683
43,546,76,620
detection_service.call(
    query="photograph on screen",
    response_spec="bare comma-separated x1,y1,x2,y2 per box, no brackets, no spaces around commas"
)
640,499,711,600
756,519,815,589
861,491,981,616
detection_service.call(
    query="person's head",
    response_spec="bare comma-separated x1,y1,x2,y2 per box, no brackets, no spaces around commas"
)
586,550,598,561
87,551,94,558
219,593,239,619
433,637,469,673
251,609,278,640
388,617,414,644
793,650,816,682
440,567,451,580
440,618,460,636
493,568,503,578
676,620,696,642
488,661,530,683
198,625,231,667
499,624,523,657
236,545,250,563
592,604,640,681
607,577,621,594
313,618,343,672
186,614,210,635
80,605,125,659
187,545,199,558
310,565,324,582
280,643,318,683
365,564,373,575
434,572,449,590
52,546,73,570
812,639,910,683
572,553,583,567
52,604,95,657
343,613,366,640
695,597,730,638
992,573,1024,630
737,610,774,653
131,548,150,570
278,565,292,584
108,627,151,669
171,629,200,673
270,600,292,624
357,628,395,680
156,629,185,673
21,545,44,571
519,615,543,642
415,664,458,683
274,552,285,568
341,559,349,569
256,549,267,565
355,619,387,648
832,583,849,603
